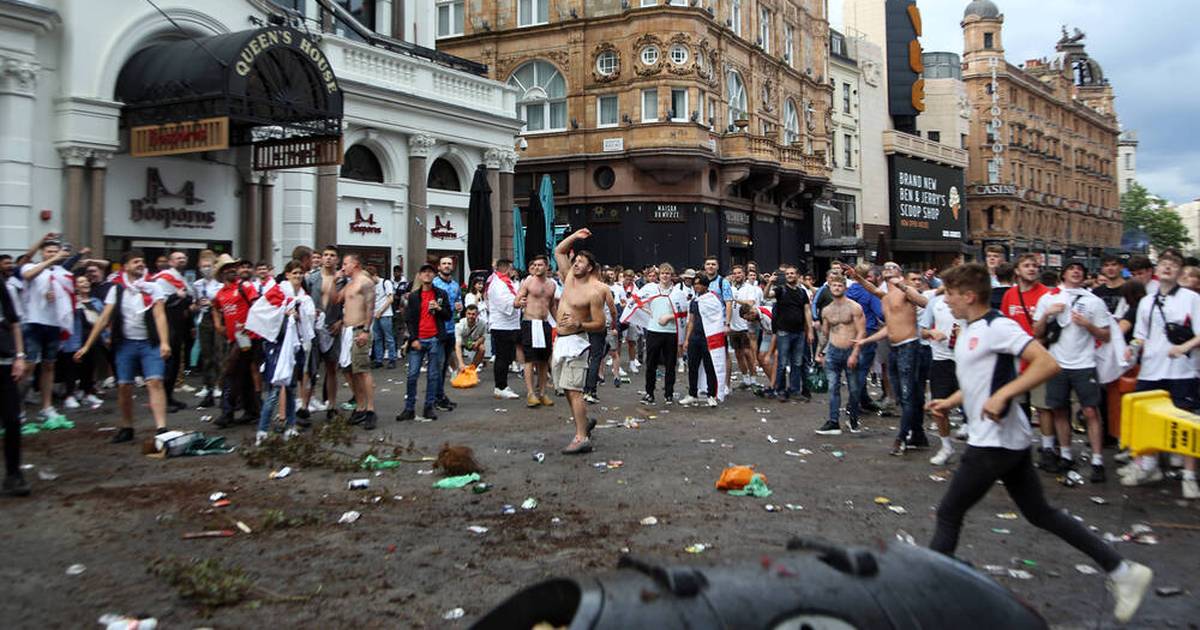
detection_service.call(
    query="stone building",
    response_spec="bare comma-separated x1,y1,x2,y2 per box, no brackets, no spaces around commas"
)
1118,129,1138,195
438,0,833,271
960,0,1122,268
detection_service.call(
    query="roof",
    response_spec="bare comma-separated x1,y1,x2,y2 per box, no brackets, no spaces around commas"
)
964,0,1001,19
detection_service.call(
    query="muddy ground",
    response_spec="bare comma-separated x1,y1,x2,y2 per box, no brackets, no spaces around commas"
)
1,370,1197,628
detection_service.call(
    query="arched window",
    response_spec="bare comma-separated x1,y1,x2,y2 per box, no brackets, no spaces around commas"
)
784,99,800,144
427,157,462,191
727,70,747,127
341,145,384,182
508,60,567,132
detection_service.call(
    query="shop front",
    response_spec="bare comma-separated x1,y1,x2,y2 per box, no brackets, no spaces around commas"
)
888,155,968,269
427,199,469,286
564,203,720,271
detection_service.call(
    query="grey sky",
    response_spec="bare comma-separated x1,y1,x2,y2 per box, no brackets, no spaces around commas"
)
828,0,1200,205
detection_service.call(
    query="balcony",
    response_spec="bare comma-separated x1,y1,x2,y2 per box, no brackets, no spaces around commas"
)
882,130,969,169
721,134,832,179
322,36,517,121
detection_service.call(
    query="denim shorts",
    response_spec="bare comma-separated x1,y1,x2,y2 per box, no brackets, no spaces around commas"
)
114,338,165,384
22,323,61,362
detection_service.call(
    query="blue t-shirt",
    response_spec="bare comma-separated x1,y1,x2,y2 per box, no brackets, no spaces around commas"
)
432,275,461,333
846,282,883,333
705,274,732,303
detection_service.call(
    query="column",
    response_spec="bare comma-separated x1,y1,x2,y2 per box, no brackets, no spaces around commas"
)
0,57,39,253
88,151,112,252
241,171,261,262
498,149,518,260
315,165,339,249
406,133,435,277
59,146,89,247
484,147,502,264
259,171,276,265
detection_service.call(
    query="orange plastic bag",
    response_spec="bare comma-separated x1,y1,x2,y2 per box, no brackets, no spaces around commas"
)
715,466,765,491
450,365,480,389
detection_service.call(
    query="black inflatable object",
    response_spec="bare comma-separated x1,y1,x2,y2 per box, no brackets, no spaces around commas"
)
470,537,1047,630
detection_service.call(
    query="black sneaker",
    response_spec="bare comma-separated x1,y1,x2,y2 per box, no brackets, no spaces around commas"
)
613,378,621,389
435,399,453,412
213,414,234,428
348,410,366,425
1038,447,1060,472
421,406,438,421
235,414,256,425
586,418,597,438
1058,458,1077,473
297,407,311,420
197,394,216,409
296,416,312,429
439,397,457,409
111,427,134,443
815,420,842,436
2,473,31,497
1090,463,1106,483
907,435,931,450
848,416,862,434
362,411,377,431
387,360,396,369
371,361,383,369
396,409,415,422
167,399,187,413
640,394,656,406
663,395,674,406
155,427,170,435
889,439,906,456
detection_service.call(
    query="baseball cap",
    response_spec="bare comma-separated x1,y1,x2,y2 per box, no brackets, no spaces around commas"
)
682,268,697,279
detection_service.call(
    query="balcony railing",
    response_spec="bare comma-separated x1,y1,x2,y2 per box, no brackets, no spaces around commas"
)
882,130,969,168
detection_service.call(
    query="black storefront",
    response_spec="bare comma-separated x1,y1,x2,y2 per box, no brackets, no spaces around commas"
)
888,155,968,269
812,198,867,275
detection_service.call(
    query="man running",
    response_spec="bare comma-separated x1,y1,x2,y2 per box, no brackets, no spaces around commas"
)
552,229,607,455
926,263,1151,624
340,254,377,430
517,255,556,408
815,275,864,435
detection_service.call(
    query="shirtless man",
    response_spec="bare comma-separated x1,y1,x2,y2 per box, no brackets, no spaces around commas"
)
517,255,557,407
302,246,342,417
339,254,376,430
847,262,930,454
815,275,865,434
553,229,608,455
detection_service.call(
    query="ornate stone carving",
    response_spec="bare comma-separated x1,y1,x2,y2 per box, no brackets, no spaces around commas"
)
58,146,90,167
408,134,436,159
861,59,881,87
484,147,503,169
496,51,570,83
591,42,620,84
89,150,114,169
1,56,39,94
760,79,775,113
499,149,519,174
633,33,665,77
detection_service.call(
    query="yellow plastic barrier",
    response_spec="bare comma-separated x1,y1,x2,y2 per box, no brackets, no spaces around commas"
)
1120,390,1200,457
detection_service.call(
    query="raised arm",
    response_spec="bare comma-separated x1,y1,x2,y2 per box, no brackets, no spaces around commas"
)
555,228,591,281
22,248,68,280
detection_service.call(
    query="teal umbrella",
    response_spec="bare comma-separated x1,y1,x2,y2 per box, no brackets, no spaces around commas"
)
513,204,526,270
539,174,557,271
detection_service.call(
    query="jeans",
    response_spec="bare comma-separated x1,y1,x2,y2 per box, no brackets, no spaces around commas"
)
855,340,877,407
584,331,607,395
405,337,444,410
257,383,297,432
888,341,926,444
643,331,678,398
686,340,717,398
774,330,806,395
824,345,861,422
114,339,166,384
930,446,1122,572
372,316,397,362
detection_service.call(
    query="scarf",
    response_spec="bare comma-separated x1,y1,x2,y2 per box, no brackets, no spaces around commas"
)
113,272,154,308
695,291,729,400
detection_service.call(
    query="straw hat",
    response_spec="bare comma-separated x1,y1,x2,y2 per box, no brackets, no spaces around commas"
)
213,253,240,274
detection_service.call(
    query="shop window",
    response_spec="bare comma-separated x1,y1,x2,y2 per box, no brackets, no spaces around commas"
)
427,158,462,191
508,60,566,132
342,145,384,182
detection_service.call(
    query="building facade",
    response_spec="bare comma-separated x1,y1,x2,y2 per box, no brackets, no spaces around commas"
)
438,0,834,272
960,0,1122,268
0,0,521,282
1117,129,1138,195
1176,199,1200,258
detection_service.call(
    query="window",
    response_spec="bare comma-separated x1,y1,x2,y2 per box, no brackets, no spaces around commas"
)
269,0,305,15
843,133,853,168
596,50,617,76
342,145,384,182
641,88,658,122
784,24,794,65
726,70,747,127
927,130,941,142
640,46,660,66
597,95,618,127
1124,154,1131,170
669,44,689,65
731,0,742,35
508,61,566,132
332,0,375,40
670,88,688,121
961,133,968,149
640,0,656,5
784,99,800,144
984,32,994,49
758,7,771,53
987,159,1001,184
832,192,857,236
436,0,464,38
518,0,548,27
427,158,462,191
842,82,851,113
708,96,717,126
830,133,837,167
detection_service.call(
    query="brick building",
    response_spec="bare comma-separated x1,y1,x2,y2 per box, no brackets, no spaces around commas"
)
438,0,833,271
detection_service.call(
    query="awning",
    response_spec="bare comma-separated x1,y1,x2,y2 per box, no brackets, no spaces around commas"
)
116,27,343,145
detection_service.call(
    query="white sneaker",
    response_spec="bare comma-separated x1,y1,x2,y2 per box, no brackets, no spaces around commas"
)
929,445,955,466
308,399,327,412
101,376,116,389
677,395,699,406
705,396,718,407
605,356,613,367
1107,561,1153,623
37,407,63,421
1183,478,1200,499
83,394,103,407
1119,466,1164,487
255,431,269,446
511,363,524,374
178,383,196,393
134,376,145,387
62,396,81,410
213,387,223,397
493,387,520,400
283,428,300,441
954,426,968,440
618,367,628,378
195,387,211,399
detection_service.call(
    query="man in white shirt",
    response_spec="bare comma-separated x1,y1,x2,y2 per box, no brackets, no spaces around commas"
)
1033,260,1113,482
1123,249,1200,497
927,263,1152,624
20,238,72,422
75,250,171,444
639,263,683,405
485,259,521,399
371,269,397,369
919,290,965,466
727,265,761,387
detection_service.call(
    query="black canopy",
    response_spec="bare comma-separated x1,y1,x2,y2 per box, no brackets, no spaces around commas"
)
524,193,548,266
116,27,343,143
467,165,493,273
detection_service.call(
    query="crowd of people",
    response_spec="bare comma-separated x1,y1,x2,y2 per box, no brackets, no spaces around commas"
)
4,231,1197,622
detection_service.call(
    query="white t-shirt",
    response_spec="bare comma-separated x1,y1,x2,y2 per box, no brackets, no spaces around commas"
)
921,294,965,362
1134,286,1200,381
105,281,165,341
6,277,24,319
729,283,763,332
916,289,938,347
643,284,679,334
19,263,62,327
374,278,395,314
485,274,520,331
464,291,488,325
1033,287,1112,370
956,315,1035,450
